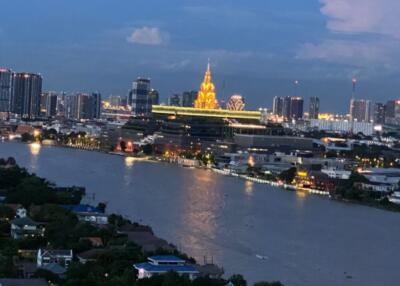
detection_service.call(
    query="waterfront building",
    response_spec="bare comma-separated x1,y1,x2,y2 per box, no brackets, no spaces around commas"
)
0,68,12,113
181,90,197,107
134,255,199,280
130,77,152,117
91,92,102,119
64,93,101,120
11,72,42,119
226,95,245,111
309,96,320,119
194,62,218,109
350,99,372,122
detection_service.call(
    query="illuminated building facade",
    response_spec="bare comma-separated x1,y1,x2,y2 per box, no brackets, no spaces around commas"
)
194,63,218,109
226,95,245,111
129,77,152,117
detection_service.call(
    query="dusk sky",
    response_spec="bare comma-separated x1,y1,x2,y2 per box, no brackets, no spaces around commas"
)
1,0,400,112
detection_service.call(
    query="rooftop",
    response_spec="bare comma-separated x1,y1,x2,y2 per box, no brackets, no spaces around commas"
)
134,262,198,274
148,255,185,263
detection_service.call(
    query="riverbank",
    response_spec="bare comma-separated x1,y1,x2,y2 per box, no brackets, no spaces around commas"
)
0,158,279,286
2,141,400,286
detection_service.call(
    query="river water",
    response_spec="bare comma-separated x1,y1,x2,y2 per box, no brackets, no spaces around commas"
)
0,141,399,286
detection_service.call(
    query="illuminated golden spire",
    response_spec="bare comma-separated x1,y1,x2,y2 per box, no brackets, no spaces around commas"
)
194,61,218,109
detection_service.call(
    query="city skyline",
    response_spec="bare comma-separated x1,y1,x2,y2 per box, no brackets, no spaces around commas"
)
2,1,400,112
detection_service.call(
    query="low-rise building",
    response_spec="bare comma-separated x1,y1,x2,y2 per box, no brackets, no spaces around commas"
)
62,204,108,225
134,255,199,280
10,217,44,240
37,249,73,269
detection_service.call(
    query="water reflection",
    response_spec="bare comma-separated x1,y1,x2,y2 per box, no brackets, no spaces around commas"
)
245,180,254,196
29,143,41,156
28,143,41,173
124,157,135,168
179,169,221,259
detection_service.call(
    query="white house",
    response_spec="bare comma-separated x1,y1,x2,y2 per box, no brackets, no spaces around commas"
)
37,249,73,268
10,217,44,240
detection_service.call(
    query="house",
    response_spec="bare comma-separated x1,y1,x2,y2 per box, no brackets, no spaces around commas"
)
37,249,73,269
10,217,44,240
0,278,48,286
62,204,108,225
134,255,199,280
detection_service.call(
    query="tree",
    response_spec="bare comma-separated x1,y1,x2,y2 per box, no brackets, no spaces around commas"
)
228,274,247,286
278,167,297,184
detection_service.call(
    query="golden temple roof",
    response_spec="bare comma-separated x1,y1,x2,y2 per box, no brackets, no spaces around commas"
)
194,62,218,109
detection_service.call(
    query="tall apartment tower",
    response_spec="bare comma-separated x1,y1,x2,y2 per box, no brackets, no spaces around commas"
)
130,78,151,117
11,72,42,119
290,97,304,120
350,99,372,122
0,68,12,113
272,96,284,116
309,96,320,119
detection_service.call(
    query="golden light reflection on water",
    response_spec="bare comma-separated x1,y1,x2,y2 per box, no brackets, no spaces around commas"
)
124,157,135,168
179,169,221,259
245,180,254,196
29,143,41,156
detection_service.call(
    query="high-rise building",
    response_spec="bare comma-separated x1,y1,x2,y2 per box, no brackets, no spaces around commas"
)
272,96,284,116
309,96,320,119
40,92,58,117
272,96,303,120
109,95,122,107
181,91,197,107
11,72,42,119
385,100,396,119
0,68,12,113
64,92,101,120
194,62,218,109
130,78,152,117
373,102,385,124
91,92,102,119
350,99,372,122
289,97,304,120
168,94,181,106
148,89,159,105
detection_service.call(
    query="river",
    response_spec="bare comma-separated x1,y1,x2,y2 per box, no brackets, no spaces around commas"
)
0,141,399,286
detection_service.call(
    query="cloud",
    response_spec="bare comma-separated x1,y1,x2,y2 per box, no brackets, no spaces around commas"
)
126,26,167,45
320,0,400,38
297,0,400,76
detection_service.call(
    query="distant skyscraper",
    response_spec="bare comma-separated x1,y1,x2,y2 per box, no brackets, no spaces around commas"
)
309,96,320,119
272,96,303,120
40,91,58,117
373,102,385,124
0,68,12,113
109,95,122,107
350,99,372,122
181,90,197,107
168,94,181,106
91,92,101,119
148,89,159,105
11,72,42,119
272,96,284,116
289,97,304,120
130,78,152,117
385,100,396,119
